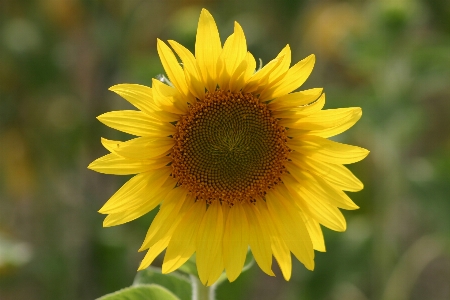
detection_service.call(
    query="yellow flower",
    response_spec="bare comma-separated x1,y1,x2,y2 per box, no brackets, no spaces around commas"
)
88,8,369,286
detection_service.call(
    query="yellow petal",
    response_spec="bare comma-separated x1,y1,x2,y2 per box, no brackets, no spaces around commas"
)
152,79,188,114
260,54,315,100
100,137,174,160
108,84,180,122
284,166,358,210
88,153,170,175
243,48,289,94
139,188,189,251
136,184,187,256
162,200,206,273
195,9,222,92
100,138,123,153
196,201,224,285
103,196,161,227
206,250,225,287
149,110,180,123
243,202,274,276
221,201,230,228
266,187,315,270
157,39,191,99
168,40,205,99
109,84,159,115
242,51,256,83
272,238,292,280
283,107,361,131
275,93,326,124
309,171,360,210
256,200,292,280
228,59,248,92
97,110,175,137
294,93,326,116
290,152,363,192
285,128,309,138
268,88,323,111
138,236,171,271
215,34,233,90
217,22,247,89
99,168,173,214
223,202,249,282
253,45,292,96
287,135,370,165
274,93,326,120
302,212,325,252
267,45,292,84
284,169,347,231
102,178,176,227
309,108,362,138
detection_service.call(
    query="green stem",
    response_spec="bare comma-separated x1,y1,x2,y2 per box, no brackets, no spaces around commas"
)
190,275,216,300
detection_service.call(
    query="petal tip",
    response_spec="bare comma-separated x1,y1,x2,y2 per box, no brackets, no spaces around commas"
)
362,148,370,158
96,113,106,123
348,203,360,210
306,262,315,271
103,218,114,227
137,261,148,271
226,271,241,283
100,137,110,145
234,21,243,31
87,160,100,171
199,8,214,21
349,106,362,115
201,8,211,15
108,84,120,92
161,262,177,274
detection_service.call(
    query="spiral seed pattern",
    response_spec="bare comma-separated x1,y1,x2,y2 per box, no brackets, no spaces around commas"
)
172,90,290,205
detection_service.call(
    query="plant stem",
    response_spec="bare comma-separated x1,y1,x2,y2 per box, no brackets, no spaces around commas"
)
190,275,215,300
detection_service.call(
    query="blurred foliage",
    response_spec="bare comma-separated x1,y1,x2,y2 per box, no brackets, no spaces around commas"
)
1,0,449,299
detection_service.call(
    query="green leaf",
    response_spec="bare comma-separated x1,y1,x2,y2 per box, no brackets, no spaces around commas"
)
97,284,180,300
133,266,192,300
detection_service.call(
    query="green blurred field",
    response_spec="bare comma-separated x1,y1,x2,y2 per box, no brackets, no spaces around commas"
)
1,0,449,299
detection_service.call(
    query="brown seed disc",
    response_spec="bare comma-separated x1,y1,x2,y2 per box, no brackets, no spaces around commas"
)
171,90,290,205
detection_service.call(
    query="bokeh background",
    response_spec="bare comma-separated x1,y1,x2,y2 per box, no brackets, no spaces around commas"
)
1,0,449,299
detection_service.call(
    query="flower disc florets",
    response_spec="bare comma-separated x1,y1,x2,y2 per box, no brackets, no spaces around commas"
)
172,90,290,205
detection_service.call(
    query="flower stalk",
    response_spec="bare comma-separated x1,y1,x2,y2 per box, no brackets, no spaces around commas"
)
191,275,216,300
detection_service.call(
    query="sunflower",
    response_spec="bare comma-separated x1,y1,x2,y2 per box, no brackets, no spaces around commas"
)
88,8,369,286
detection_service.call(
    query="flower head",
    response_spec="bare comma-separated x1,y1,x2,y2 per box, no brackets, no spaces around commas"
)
88,8,369,286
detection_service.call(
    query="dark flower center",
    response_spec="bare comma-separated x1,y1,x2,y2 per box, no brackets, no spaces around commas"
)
172,90,289,205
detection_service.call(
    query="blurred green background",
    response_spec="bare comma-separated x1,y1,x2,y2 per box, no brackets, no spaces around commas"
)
1,0,449,299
